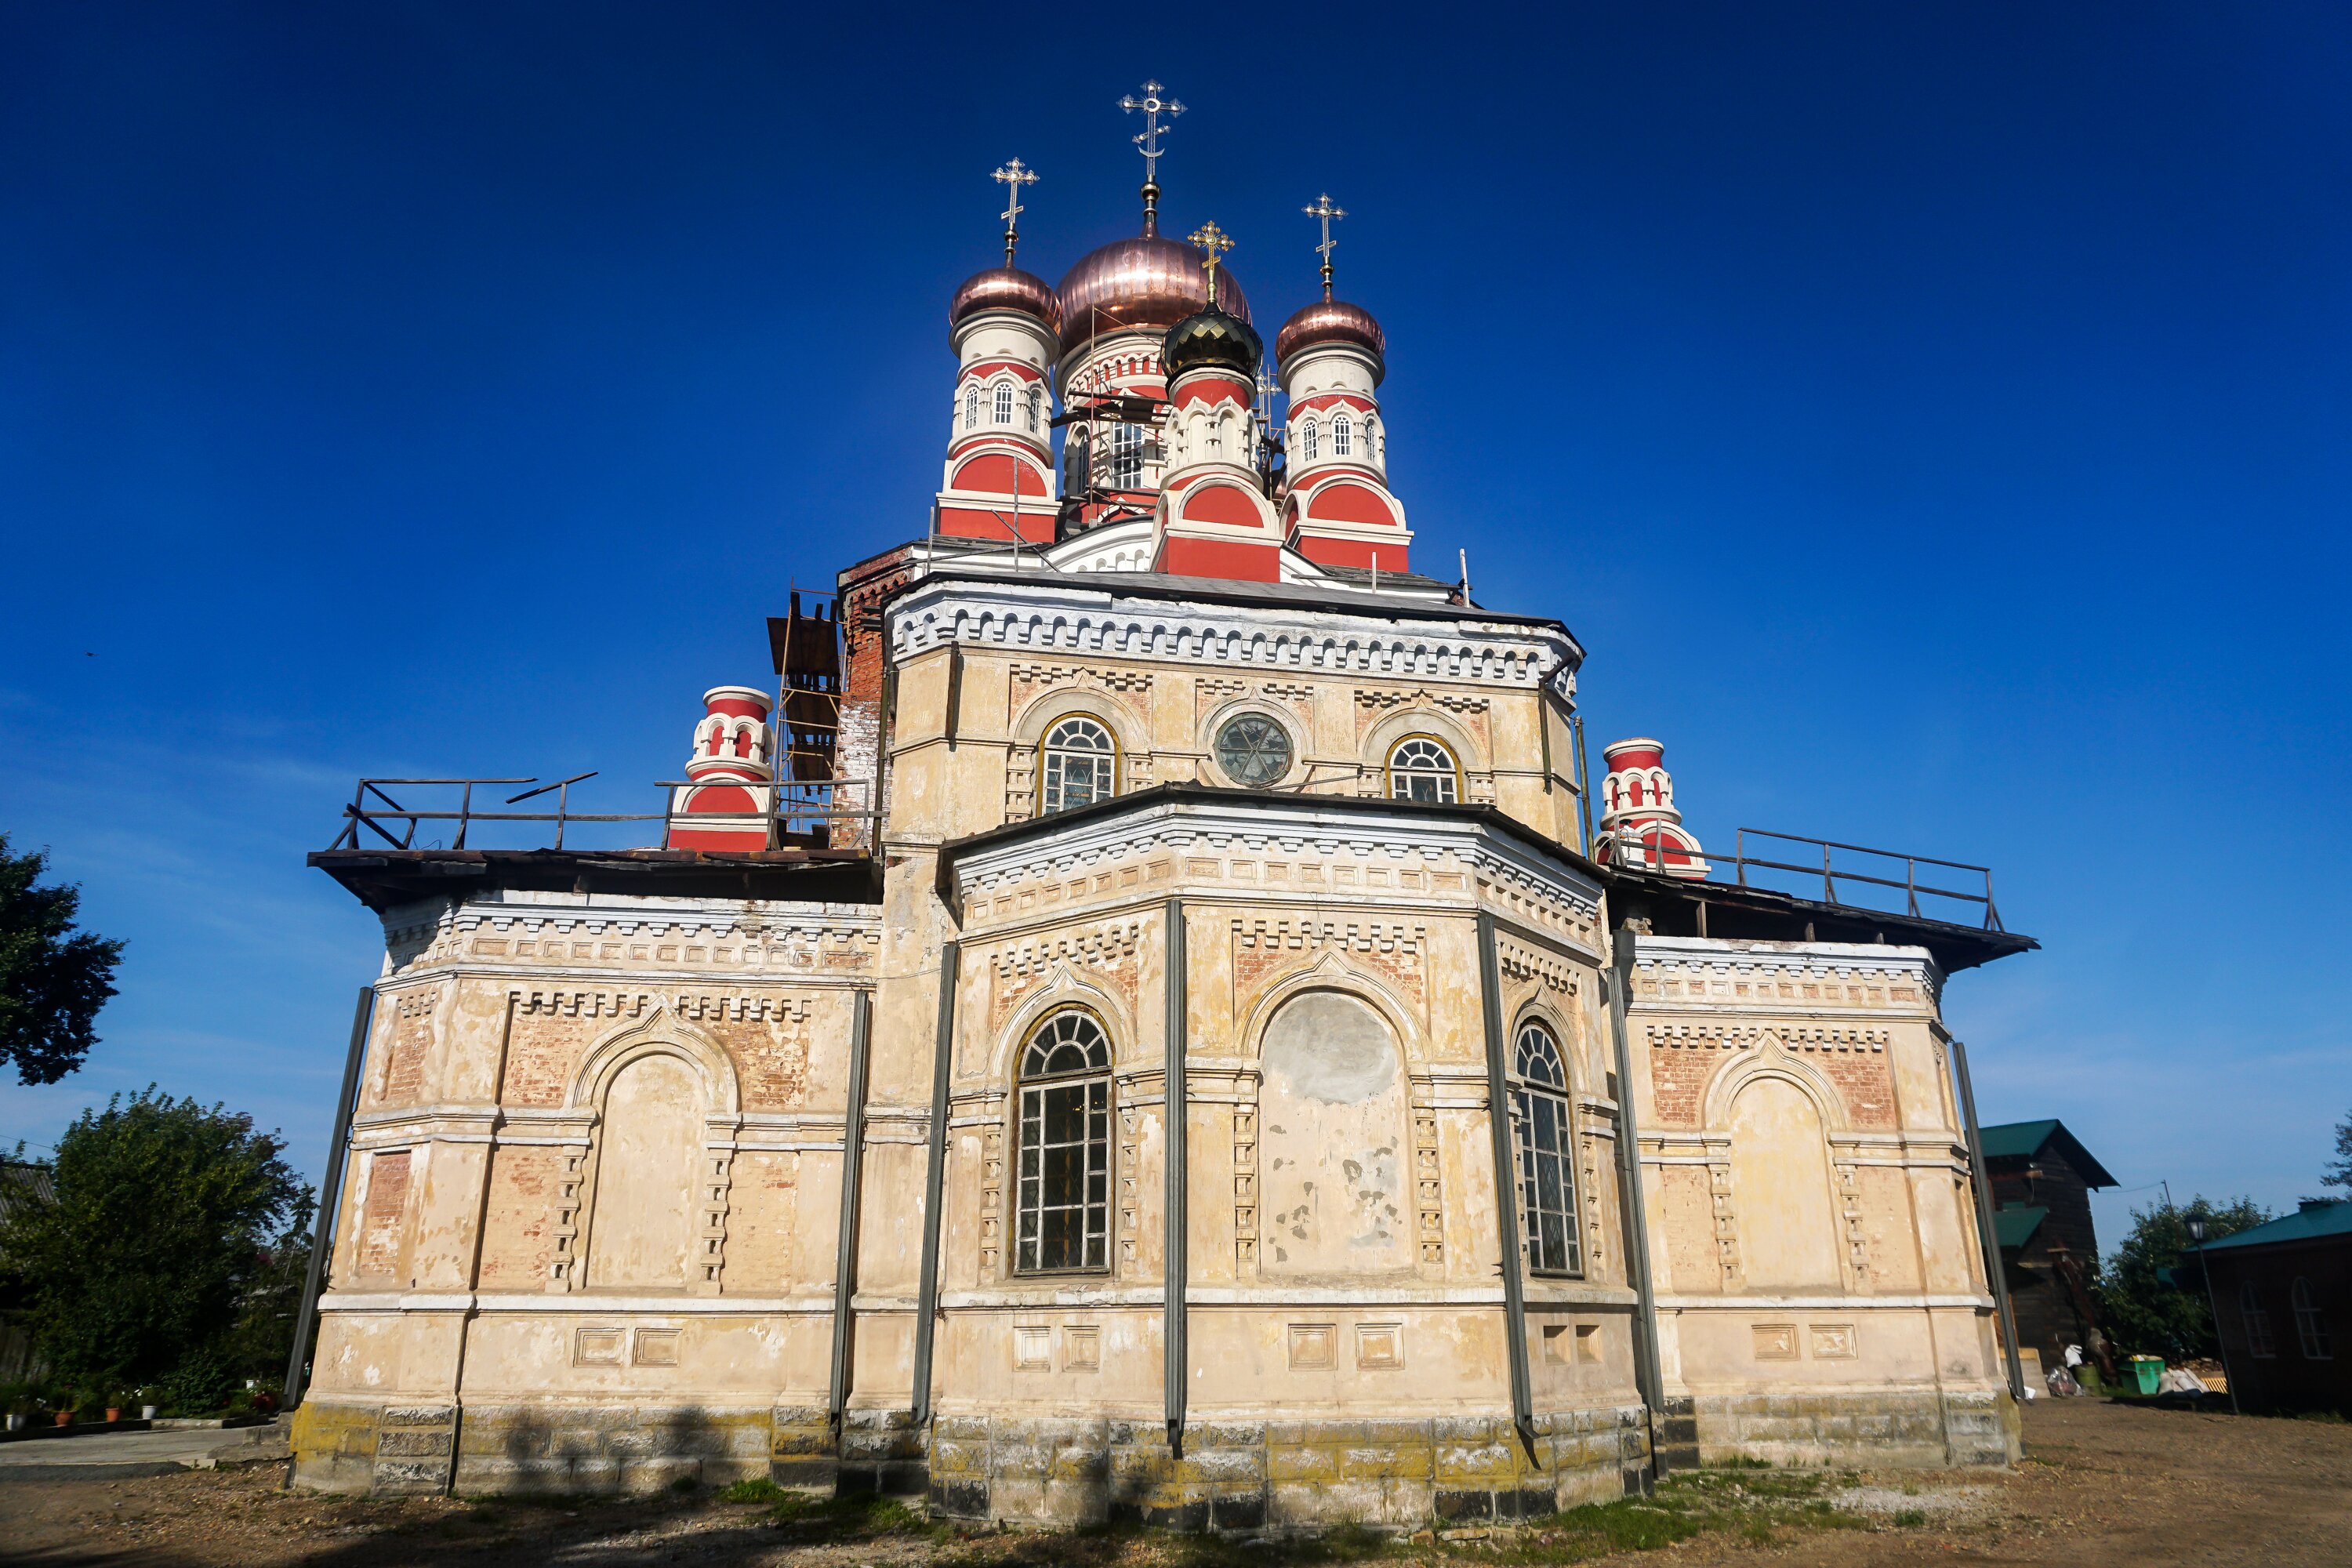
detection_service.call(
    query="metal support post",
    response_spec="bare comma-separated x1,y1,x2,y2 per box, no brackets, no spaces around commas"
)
1951,1040,2027,1401
282,986,376,1413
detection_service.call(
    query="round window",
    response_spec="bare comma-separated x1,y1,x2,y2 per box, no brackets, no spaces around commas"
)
1214,713,1293,786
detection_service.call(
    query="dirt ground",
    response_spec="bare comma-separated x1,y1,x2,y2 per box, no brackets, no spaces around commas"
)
2,1398,2346,1567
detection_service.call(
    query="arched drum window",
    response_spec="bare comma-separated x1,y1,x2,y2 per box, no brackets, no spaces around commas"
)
1040,717,1116,815
1332,415,1352,457
1388,736,1459,804
993,382,1015,424
1513,1022,1580,1275
964,385,979,430
1015,1011,1112,1274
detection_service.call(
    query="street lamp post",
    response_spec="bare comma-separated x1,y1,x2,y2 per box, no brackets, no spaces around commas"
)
2186,1216,2241,1417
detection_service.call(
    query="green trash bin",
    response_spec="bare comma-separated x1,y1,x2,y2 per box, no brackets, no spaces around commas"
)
2130,1356,2163,1395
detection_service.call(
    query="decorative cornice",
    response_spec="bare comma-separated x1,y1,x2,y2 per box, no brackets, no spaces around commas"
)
887,573,1575,688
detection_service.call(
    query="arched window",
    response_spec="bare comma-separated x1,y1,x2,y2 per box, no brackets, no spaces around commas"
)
1026,386,1043,432
1015,1010,1112,1273
993,382,1014,424
1332,416,1352,457
1300,420,1318,463
964,386,979,431
1367,416,1381,462
1512,1022,1579,1276
1388,736,1459,804
1040,716,1115,815
2294,1277,2332,1359
2243,1280,2277,1358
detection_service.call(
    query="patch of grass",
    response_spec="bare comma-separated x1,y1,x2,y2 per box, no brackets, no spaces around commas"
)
719,1477,786,1504
1892,1508,1929,1528
767,1490,948,1544
1466,1467,1873,1563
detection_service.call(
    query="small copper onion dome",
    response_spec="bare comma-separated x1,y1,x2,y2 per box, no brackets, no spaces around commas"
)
1055,234,1250,359
1162,303,1264,383
1274,297,1385,368
949,266,1063,336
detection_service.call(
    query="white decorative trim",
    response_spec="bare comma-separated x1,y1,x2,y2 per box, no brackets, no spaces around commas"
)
888,575,1574,688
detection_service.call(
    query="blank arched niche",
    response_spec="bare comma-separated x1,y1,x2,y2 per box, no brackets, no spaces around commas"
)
1727,1076,1842,1290
585,1053,702,1292
1258,990,1411,1277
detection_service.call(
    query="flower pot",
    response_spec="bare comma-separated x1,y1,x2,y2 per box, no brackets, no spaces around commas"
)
104,1407,122,1422
5,1414,24,1432
53,1410,72,1427
140,1404,158,1420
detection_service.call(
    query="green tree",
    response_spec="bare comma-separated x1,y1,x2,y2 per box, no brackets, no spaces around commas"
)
0,1090,308,1401
2323,1106,2352,1196
2096,1194,2270,1362
0,833,124,1083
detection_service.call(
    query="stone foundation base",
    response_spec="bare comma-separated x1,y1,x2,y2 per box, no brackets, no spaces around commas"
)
927,1406,1653,1531
1675,1388,2019,1468
290,1400,926,1497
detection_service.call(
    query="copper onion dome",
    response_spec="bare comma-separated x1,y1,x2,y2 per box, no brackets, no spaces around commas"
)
949,266,1063,336
1274,297,1385,368
1054,234,1250,359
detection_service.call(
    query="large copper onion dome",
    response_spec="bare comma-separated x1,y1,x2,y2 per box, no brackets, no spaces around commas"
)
949,266,1063,335
1162,303,1263,382
1274,297,1385,368
1054,234,1250,359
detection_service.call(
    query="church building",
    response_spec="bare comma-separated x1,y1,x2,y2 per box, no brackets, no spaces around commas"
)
293,85,2035,1529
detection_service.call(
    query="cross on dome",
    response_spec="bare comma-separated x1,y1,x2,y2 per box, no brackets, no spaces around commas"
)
1119,78,1185,235
1189,220,1234,307
1302,193,1347,300
992,158,1038,264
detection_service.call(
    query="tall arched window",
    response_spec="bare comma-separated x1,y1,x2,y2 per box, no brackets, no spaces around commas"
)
2243,1280,2277,1358
1367,416,1381,463
1300,420,1318,463
1103,423,1145,489
1026,386,1043,432
993,382,1014,424
1015,1010,1112,1274
2294,1277,2332,1359
964,386,979,431
1332,416,1352,457
1040,716,1115,814
1512,1022,1580,1276
1388,736,1459,804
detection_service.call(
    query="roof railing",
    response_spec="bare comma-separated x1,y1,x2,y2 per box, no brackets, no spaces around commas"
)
325,773,878,855
1613,825,2002,931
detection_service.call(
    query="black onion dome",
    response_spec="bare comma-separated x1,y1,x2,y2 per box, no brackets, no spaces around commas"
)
1161,303,1263,381
949,266,1063,336
1055,234,1250,358
1275,297,1385,367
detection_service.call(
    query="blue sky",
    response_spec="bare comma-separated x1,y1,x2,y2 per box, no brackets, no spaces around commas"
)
2,4,2346,1252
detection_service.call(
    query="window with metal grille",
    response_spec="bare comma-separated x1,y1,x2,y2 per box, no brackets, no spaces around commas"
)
1388,736,1459,804
1101,422,1145,489
1040,717,1114,815
1300,420,1318,463
1026,386,1043,432
1015,1011,1112,1274
1513,1022,1580,1276
1332,416,1352,457
2244,1280,2277,1358
964,386,979,430
2294,1276,2332,1359
994,383,1014,424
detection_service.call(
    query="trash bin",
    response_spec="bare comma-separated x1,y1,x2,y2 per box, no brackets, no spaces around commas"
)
2129,1356,2163,1395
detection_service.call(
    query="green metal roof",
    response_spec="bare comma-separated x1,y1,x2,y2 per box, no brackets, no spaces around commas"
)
1993,1205,2048,1250
1976,1118,2118,1188
2197,1200,2352,1254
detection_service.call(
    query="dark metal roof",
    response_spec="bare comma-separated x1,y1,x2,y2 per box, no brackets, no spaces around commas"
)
1994,1205,2049,1250
310,847,880,914
1978,1118,2119,1187
2196,1200,2352,1256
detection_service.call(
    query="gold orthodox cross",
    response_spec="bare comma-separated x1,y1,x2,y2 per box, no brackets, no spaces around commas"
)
992,158,1038,264
1189,221,1234,307
1303,193,1346,299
